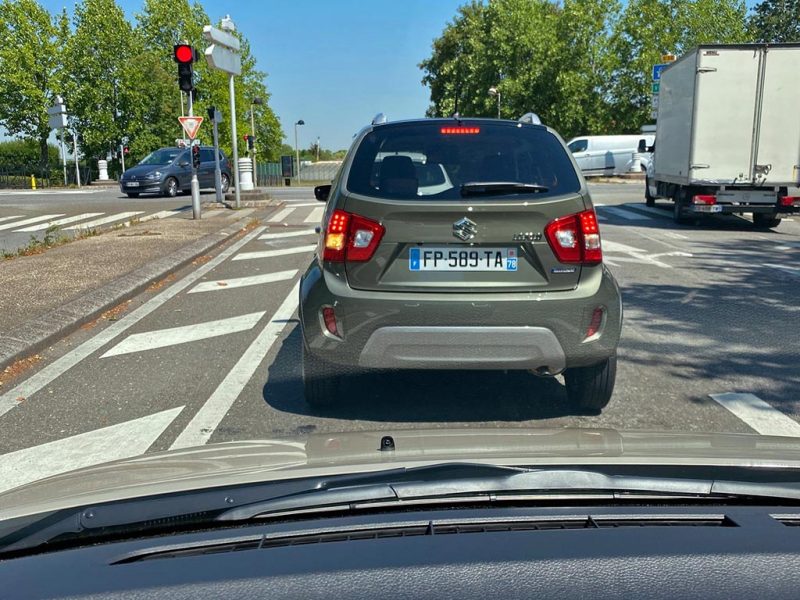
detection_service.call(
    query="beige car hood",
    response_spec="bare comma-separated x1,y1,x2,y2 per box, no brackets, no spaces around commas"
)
3,427,800,520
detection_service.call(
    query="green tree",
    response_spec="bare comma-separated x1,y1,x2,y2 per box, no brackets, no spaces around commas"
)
0,0,64,170
749,0,800,42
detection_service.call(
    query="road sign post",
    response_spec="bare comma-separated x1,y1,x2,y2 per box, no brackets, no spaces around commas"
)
208,107,224,202
48,97,69,186
203,18,242,209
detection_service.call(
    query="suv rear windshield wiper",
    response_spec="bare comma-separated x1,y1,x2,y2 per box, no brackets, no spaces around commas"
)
460,181,550,197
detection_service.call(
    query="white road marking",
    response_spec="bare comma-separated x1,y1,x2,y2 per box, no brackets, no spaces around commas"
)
101,311,266,358
283,201,319,207
596,215,607,221
710,393,800,437
602,240,672,268
0,214,65,231
189,269,298,294
662,231,688,240
232,244,317,261
269,207,296,222
0,215,23,224
0,226,267,418
650,251,693,259
64,211,144,230
764,263,800,278
13,212,104,232
259,229,317,240
140,209,185,222
170,283,301,449
304,207,324,223
599,206,651,221
0,406,184,494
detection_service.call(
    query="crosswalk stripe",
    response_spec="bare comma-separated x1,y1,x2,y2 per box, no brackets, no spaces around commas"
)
101,311,266,358
189,269,298,293
284,202,320,208
0,215,23,224
304,206,324,223
0,214,65,232
710,393,800,437
232,244,316,261
269,207,296,222
0,226,267,418
170,283,300,449
259,229,317,240
64,211,145,230
600,206,650,221
13,212,105,232
0,406,184,494
140,209,185,222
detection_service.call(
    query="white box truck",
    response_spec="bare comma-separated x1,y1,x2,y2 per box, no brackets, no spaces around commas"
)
645,44,800,227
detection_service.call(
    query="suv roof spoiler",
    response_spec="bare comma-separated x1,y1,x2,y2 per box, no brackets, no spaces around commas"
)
518,112,542,125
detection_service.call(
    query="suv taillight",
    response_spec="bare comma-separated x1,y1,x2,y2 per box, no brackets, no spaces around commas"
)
544,209,602,265
323,209,385,262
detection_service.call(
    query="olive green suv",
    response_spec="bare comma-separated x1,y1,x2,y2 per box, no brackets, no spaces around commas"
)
299,117,622,411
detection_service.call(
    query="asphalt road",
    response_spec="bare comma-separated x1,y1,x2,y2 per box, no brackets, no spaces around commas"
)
1,183,799,491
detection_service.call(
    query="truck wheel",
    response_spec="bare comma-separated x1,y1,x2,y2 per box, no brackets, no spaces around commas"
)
672,192,692,225
645,177,655,206
564,354,617,412
753,213,782,229
302,344,341,408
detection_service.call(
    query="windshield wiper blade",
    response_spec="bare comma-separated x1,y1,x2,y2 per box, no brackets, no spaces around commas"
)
460,181,549,197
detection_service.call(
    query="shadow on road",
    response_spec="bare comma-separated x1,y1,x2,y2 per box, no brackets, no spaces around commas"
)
262,328,591,423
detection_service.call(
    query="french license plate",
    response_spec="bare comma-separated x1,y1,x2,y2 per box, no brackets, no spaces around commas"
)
409,247,518,271
126,181,139,187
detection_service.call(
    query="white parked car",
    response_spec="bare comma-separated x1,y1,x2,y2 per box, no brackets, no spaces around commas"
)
567,134,655,176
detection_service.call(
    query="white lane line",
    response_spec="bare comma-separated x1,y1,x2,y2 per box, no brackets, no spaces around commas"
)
170,283,300,449
14,212,105,232
304,206,324,223
710,393,800,437
232,244,316,261
0,226,267,418
0,215,23,224
139,209,185,223
269,207,296,222
64,211,144,230
599,206,651,221
259,229,317,240
283,201,319,207
189,269,298,294
764,263,800,278
0,406,184,494
101,311,266,358
0,214,65,231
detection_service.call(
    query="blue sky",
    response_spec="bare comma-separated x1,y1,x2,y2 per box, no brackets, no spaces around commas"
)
36,0,465,150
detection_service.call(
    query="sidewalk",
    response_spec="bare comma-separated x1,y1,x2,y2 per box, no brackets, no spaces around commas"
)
0,203,279,372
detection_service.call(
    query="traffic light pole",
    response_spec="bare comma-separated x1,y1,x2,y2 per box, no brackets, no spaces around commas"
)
187,92,201,220
229,74,241,209
210,108,223,203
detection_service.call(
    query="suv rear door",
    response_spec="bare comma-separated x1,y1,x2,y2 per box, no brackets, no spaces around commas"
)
339,121,588,294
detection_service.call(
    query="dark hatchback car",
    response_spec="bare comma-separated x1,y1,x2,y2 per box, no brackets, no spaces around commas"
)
300,117,623,411
119,146,232,198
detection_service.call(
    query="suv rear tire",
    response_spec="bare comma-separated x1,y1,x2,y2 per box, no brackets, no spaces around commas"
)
753,212,781,229
302,344,342,408
564,354,616,411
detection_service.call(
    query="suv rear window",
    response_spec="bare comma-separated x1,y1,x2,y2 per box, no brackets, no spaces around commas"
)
347,121,581,200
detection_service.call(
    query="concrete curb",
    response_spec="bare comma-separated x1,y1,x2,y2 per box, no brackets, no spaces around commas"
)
0,205,280,372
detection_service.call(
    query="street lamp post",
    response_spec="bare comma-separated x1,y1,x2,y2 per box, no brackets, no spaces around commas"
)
294,119,305,180
488,86,501,119
250,97,263,186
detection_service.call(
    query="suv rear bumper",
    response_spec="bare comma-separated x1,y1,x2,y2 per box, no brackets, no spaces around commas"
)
299,261,622,372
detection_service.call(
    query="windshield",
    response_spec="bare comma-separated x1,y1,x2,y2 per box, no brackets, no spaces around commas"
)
1,0,799,528
137,149,181,166
348,122,580,199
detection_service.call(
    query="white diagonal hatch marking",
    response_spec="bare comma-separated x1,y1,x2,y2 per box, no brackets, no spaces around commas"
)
709,393,800,437
259,229,317,240
233,245,316,261
189,269,297,294
14,213,104,232
0,214,65,231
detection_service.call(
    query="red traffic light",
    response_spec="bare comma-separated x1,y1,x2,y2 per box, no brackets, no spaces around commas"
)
174,44,194,64
243,134,249,140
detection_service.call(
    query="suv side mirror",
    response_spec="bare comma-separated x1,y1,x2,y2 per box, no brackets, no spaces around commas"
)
314,184,331,202
179,160,189,168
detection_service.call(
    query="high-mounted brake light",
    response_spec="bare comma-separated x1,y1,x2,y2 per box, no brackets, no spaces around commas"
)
780,196,800,207
692,194,716,205
544,209,602,265
440,126,480,134
323,209,385,262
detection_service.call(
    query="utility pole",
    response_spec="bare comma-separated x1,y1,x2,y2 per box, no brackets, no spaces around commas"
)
208,106,223,202
73,130,81,187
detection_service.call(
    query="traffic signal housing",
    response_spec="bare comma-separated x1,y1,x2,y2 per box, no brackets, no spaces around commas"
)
191,144,201,169
173,44,197,92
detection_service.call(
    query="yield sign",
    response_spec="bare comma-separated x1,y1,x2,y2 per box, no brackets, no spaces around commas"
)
179,116,204,139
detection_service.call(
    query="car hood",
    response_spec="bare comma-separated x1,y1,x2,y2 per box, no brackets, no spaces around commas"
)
3,427,800,520
122,164,168,179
